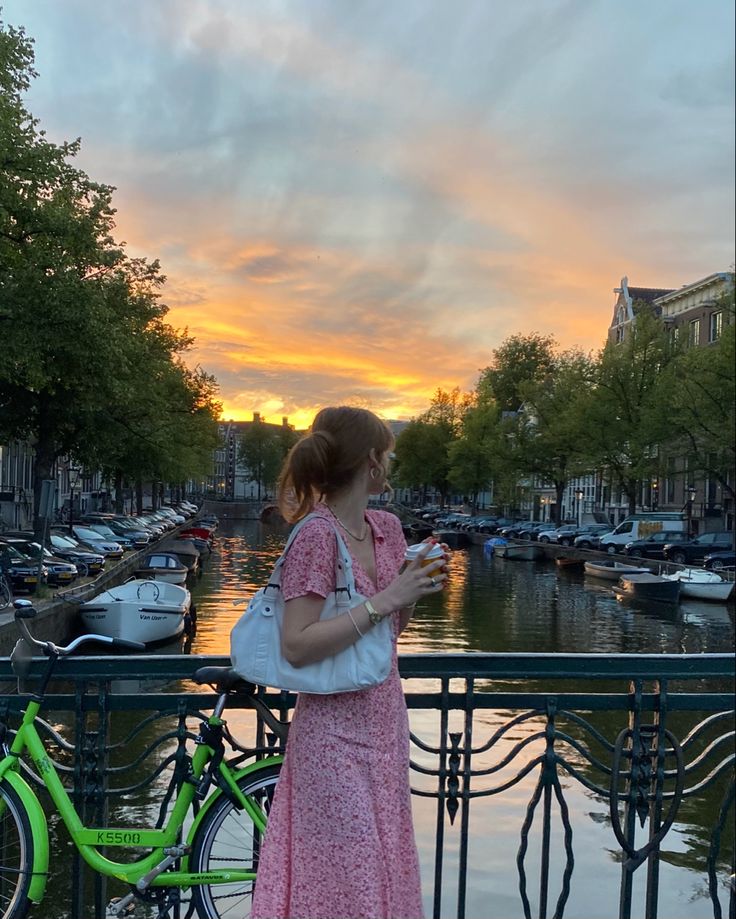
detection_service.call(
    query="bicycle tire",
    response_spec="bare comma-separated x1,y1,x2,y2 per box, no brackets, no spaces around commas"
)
0,579,11,611
190,762,281,919
0,780,34,919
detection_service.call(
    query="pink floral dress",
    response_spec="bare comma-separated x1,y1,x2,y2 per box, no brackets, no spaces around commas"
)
250,503,424,919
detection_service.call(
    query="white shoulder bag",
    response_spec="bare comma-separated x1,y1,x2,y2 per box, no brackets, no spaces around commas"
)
230,514,393,693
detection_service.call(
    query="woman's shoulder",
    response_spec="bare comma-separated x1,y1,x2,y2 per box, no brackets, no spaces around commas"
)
367,508,404,537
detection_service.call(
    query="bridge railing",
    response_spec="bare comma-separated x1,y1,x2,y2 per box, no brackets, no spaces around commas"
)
1,651,734,919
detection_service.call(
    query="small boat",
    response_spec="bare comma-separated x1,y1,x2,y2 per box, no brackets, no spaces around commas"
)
435,529,470,549
500,544,543,561
134,552,189,585
584,560,650,581
661,568,735,602
613,573,681,603
484,537,507,557
79,579,192,645
161,538,201,575
555,556,585,570
179,526,215,543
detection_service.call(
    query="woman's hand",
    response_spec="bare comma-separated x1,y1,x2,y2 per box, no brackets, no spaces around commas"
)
371,541,447,616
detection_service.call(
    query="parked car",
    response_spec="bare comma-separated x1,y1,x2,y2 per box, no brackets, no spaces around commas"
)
84,521,149,550
102,518,153,546
624,531,690,560
0,540,46,594
703,551,736,572
464,516,499,534
48,533,105,576
663,531,734,566
157,507,186,525
53,525,124,559
436,513,472,529
537,524,578,544
573,525,614,550
0,537,78,586
135,515,169,535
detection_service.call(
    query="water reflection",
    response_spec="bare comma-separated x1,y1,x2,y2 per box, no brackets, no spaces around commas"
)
188,521,734,658
163,521,734,918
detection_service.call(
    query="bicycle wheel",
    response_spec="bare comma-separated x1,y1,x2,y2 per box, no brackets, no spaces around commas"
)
0,579,11,612
190,763,281,919
0,780,34,919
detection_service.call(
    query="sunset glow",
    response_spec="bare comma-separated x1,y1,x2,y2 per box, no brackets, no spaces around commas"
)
6,0,734,425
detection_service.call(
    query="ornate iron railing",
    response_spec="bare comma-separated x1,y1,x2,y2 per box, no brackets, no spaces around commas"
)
0,652,734,919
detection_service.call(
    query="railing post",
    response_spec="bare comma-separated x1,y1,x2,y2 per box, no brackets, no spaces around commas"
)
617,679,643,919
644,680,667,919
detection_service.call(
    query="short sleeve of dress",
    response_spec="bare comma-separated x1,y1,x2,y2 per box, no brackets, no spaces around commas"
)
281,519,338,602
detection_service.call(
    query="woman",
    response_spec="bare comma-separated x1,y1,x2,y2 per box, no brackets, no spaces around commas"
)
250,406,446,919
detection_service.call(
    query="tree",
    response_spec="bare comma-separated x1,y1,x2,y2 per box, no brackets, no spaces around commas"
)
662,282,735,530
478,333,557,412
240,421,297,500
585,308,677,517
0,20,220,531
394,389,471,506
447,400,503,512
514,349,597,523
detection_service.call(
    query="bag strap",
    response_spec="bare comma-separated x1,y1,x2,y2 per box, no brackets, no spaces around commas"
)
264,512,357,604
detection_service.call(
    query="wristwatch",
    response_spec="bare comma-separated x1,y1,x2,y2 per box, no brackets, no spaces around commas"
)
365,599,383,625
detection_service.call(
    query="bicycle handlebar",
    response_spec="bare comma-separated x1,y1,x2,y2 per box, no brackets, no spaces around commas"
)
12,599,146,655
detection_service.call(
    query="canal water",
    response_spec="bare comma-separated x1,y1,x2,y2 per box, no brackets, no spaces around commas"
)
181,519,734,919
37,519,734,918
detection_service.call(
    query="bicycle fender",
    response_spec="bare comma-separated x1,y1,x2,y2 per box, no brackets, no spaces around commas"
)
2,771,49,903
183,756,283,866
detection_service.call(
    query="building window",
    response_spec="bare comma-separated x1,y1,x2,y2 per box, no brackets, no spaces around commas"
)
709,311,723,342
688,318,700,347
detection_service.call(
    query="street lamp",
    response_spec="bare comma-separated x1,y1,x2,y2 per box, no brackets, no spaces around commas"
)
651,479,659,510
686,484,696,538
574,488,584,526
68,466,82,535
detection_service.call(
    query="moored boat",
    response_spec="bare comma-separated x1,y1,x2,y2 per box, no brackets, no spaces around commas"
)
501,544,543,561
661,568,735,602
79,579,192,645
584,560,650,581
555,556,585,570
134,552,189,585
613,573,681,603
161,537,201,575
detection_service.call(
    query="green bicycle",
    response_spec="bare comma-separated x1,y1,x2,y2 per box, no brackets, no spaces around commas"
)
0,599,284,918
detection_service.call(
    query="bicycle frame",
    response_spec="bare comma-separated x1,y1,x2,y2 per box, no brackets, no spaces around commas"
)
0,694,282,903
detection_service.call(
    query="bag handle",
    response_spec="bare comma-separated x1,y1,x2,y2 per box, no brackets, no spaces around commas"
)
264,512,357,603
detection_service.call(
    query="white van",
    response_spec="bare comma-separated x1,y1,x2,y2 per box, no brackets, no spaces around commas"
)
599,513,688,554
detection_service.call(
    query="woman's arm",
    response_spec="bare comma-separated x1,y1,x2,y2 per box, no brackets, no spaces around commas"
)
281,545,445,667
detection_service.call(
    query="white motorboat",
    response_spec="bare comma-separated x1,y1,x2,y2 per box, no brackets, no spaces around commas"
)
134,552,189,585
80,579,191,645
662,568,735,602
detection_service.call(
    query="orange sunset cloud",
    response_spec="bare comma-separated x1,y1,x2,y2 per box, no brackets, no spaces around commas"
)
7,0,733,426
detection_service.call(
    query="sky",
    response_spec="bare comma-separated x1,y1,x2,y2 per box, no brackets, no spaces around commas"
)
3,0,735,428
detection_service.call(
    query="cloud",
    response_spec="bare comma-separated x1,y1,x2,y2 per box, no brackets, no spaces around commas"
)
4,0,734,426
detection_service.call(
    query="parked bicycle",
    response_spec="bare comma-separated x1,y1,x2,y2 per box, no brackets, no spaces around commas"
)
0,599,284,918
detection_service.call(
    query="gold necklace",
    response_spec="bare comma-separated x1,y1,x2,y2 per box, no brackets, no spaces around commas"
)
329,507,368,541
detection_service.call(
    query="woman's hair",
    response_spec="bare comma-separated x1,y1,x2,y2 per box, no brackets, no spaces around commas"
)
278,406,394,521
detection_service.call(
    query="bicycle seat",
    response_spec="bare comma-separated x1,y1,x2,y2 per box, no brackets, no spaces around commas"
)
193,666,255,694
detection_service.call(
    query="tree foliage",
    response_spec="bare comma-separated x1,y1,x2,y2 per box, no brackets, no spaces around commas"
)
240,422,299,500
0,19,220,531
478,333,557,412
662,282,735,501
584,309,678,516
